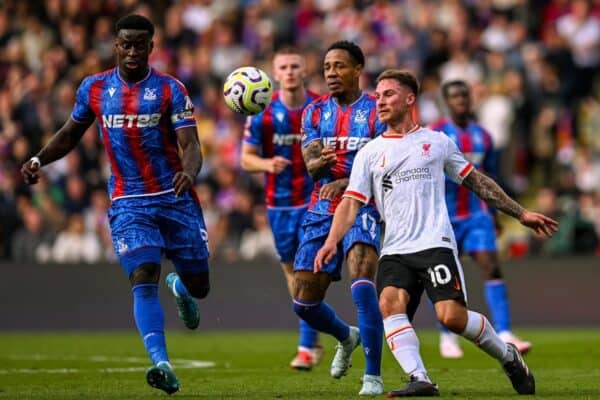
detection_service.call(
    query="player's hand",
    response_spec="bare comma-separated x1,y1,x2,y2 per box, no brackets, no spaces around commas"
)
319,145,337,167
173,171,194,197
314,240,337,273
269,156,291,174
319,180,344,200
21,158,41,185
518,210,559,238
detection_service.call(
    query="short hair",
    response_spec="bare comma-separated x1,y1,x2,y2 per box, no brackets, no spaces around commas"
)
326,40,365,67
274,46,302,57
441,80,469,98
115,14,155,37
375,69,420,95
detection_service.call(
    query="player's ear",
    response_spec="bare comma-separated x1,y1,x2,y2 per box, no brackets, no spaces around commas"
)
353,63,363,79
406,92,415,107
148,40,154,55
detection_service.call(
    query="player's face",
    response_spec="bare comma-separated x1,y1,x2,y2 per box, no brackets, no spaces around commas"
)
323,49,361,96
273,53,306,91
115,29,153,74
375,79,415,124
445,84,470,117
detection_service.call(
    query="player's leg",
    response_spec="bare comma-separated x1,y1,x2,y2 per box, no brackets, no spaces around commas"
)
378,255,439,398
128,260,180,395
284,261,322,370
293,270,361,381
465,213,531,353
268,207,321,370
438,219,469,359
435,300,535,394
293,213,357,377
161,191,211,330
428,249,535,395
345,243,383,394
472,250,532,354
166,257,210,329
110,198,179,394
342,206,383,394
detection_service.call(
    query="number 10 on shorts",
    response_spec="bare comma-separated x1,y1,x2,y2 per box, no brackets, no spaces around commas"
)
427,264,452,287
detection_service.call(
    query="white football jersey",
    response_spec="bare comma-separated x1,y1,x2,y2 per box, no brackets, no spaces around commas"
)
344,127,473,256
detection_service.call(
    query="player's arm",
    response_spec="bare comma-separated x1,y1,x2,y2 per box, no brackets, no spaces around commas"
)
462,169,558,237
240,143,290,174
314,196,362,272
21,119,91,184
302,140,336,180
173,126,202,197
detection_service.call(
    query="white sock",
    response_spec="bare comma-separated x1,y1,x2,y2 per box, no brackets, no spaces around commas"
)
384,314,431,383
461,310,511,363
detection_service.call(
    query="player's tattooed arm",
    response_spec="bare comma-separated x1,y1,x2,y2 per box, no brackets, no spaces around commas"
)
462,169,524,219
464,168,559,237
22,119,91,184
303,141,337,181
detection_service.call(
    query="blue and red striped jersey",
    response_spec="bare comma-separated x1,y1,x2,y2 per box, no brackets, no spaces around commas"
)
243,90,318,208
429,117,499,221
301,92,386,214
71,68,196,200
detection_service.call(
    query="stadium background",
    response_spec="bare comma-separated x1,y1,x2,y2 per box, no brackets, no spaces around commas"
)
0,0,598,326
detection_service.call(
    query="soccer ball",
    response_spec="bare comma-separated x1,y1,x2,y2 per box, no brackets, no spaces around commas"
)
223,66,273,116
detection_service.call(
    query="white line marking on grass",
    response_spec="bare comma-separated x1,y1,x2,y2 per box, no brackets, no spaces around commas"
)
0,368,80,374
0,354,214,375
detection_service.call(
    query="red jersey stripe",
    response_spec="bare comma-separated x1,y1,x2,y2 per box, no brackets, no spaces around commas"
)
263,107,276,207
290,108,306,206
122,85,161,193
90,80,125,198
457,132,473,218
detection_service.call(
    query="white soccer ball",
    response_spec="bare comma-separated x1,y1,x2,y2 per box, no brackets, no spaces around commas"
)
223,66,273,116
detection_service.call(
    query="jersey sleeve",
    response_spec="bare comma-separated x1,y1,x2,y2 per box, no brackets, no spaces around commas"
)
443,135,473,184
70,78,95,124
343,146,372,204
170,79,196,130
301,103,320,148
243,115,263,148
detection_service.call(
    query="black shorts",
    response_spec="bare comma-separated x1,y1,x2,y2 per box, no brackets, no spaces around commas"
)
376,247,466,321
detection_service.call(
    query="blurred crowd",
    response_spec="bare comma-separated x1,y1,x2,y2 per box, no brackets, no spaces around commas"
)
0,0,599,265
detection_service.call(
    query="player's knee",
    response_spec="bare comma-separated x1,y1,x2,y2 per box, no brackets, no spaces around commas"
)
378,288,408,318
129,263,160,285
292,271,325,301
484,265,503,280
378,296,395,318
187,282,210,299
179,272,210,299
347,244,378,280
437,311,467,333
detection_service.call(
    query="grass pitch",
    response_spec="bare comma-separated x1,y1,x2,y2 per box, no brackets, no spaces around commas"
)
0,329,598,399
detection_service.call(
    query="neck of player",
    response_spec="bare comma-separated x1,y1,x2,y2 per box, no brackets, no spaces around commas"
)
451,114,469,128
334,87,361,106
280,88,306,109
118,66,150,83
386,117,419,136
